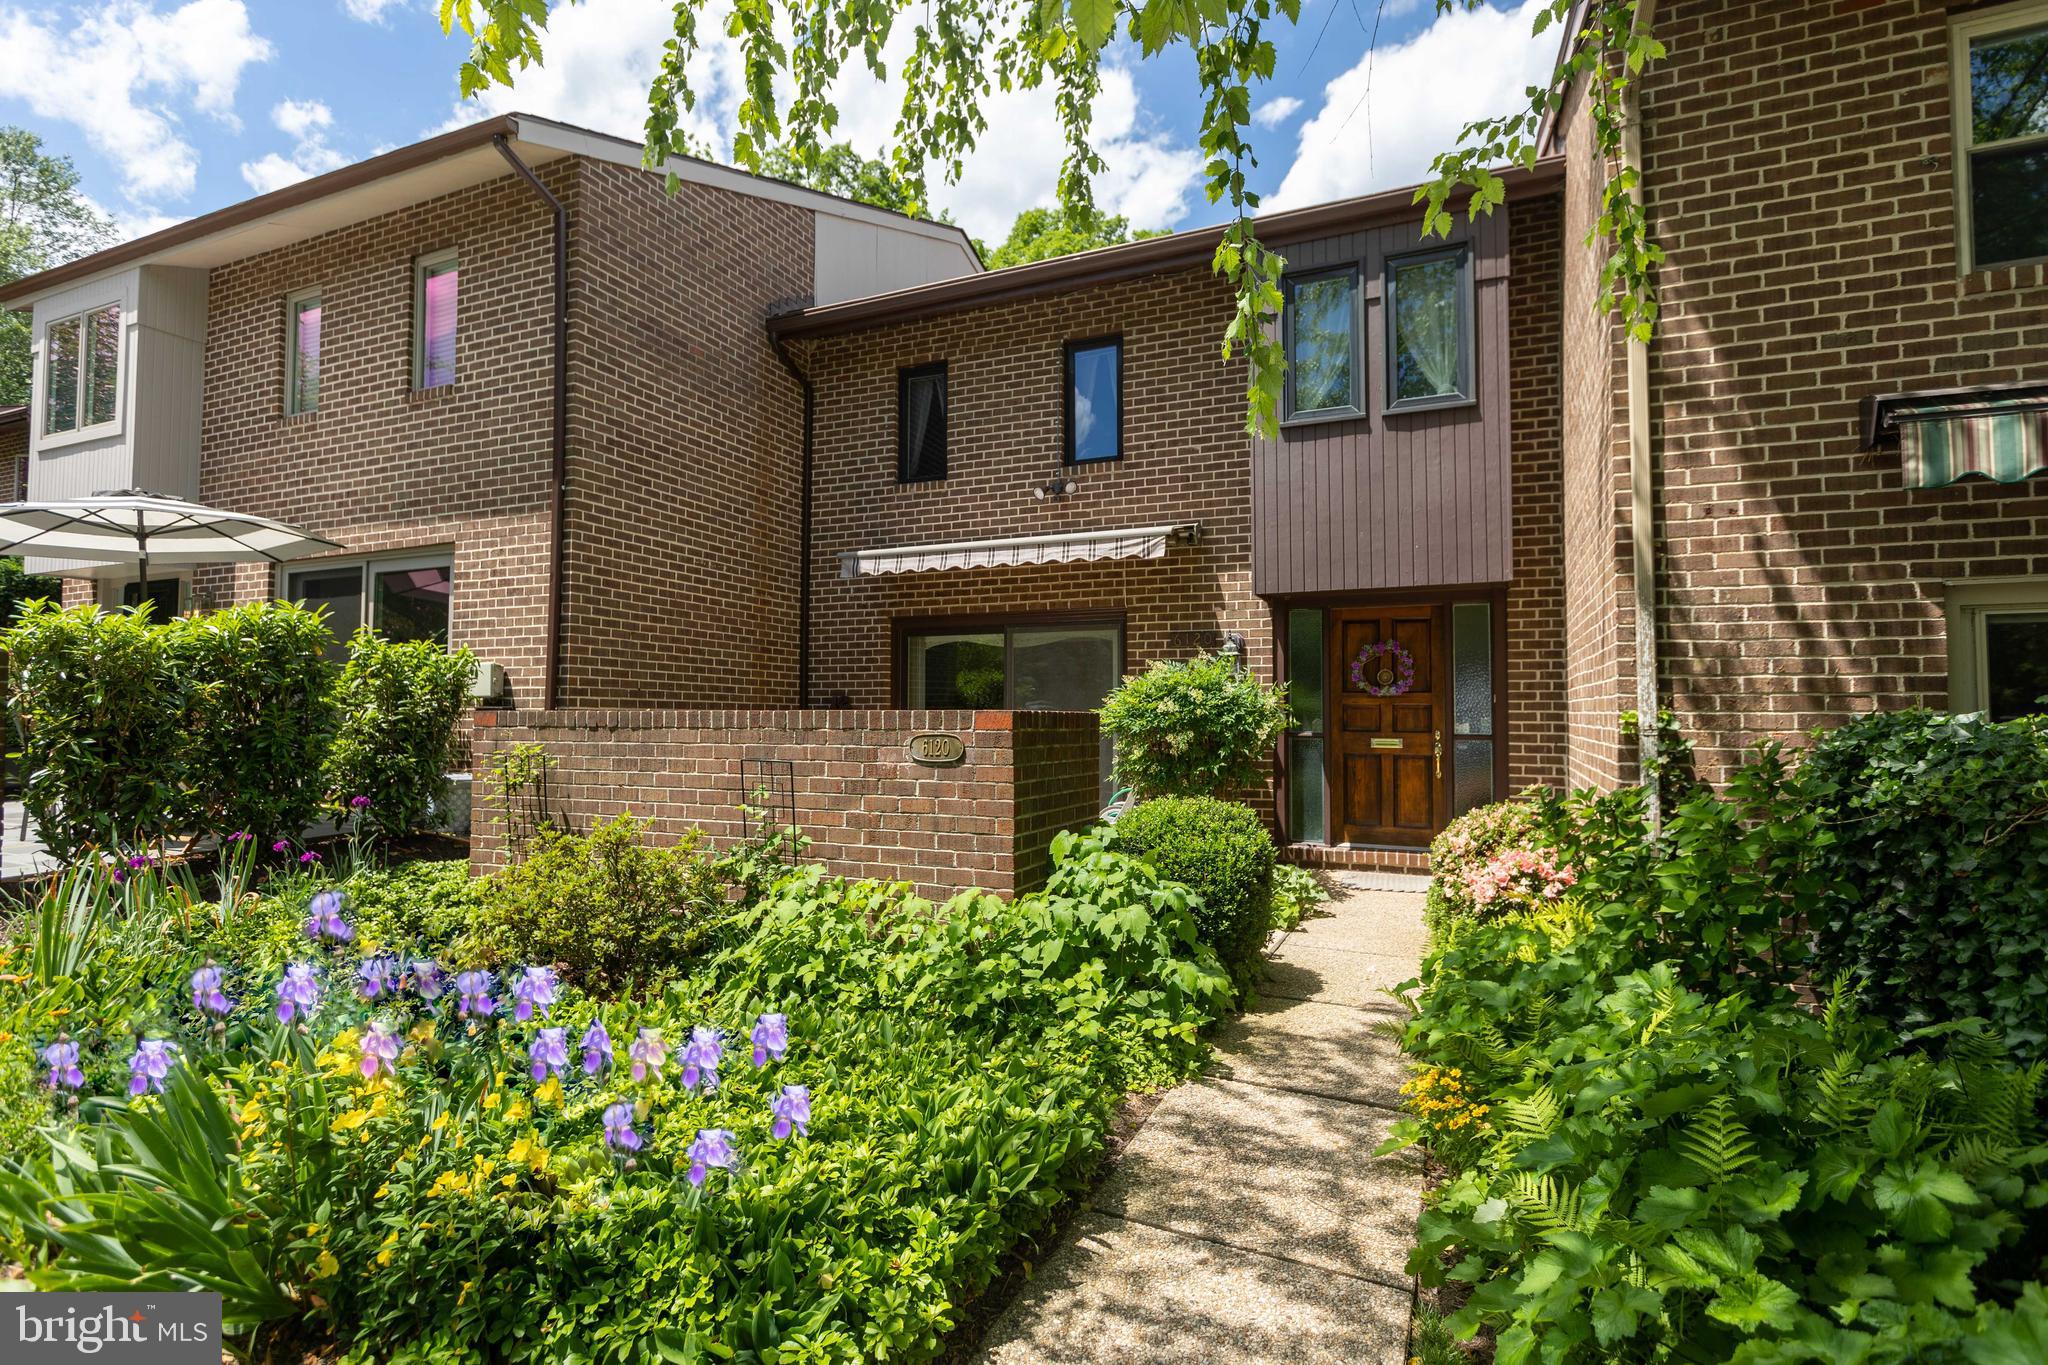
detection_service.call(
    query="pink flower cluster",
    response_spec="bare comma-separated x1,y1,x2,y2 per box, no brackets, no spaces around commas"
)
1462,847,1577,914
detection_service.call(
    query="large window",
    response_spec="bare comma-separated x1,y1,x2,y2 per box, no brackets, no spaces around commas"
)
1948,581,2048,720
1385,245,1473,411
1282,268,1361,421
898,362,948,483
1064,337,1122,463
286,290,322,414
43,303,120,437
1952,4,2048,270
414,251,459,390
284,554,453,663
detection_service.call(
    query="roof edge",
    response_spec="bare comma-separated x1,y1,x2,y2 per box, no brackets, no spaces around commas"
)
770,156,1566,340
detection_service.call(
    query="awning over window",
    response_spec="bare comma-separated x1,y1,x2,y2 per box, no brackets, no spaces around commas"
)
840,523,1202,578
1895,396,2048,489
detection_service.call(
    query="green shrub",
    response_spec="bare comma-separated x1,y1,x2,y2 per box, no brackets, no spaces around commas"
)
1269,862,1326,932
464,815,724,989
168,601,341,843
1801,709,2048,1058
1098,652,1291,797
4,602,185,858
0,557,60,630
1423,799,1537,941
323,629,473,842
1109,795,1275,978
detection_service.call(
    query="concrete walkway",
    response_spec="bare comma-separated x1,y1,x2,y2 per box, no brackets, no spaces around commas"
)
979,873,1429,1364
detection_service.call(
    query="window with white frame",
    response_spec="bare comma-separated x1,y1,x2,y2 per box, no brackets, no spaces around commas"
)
284,554,453,662
413,250,459,390
1951,2,2048,270
42,303,121,436
1947,580,2048,720
286,289,322,414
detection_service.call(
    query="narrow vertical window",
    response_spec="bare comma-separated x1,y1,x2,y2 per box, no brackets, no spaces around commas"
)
898,362,948,483
1954,10,2048,269
83,305,120,426
1449,601,1496,816
414,251,459,390
1286,607,1327,844
1385,245,1472,411
287,291,322,414
43,317,80,435
1065,337,1122,463
1282,268,1361,420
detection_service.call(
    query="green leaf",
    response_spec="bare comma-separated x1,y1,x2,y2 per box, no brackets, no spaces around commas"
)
1707,1274,1801,1332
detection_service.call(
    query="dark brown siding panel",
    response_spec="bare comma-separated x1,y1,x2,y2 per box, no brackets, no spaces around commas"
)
1252,204,1521,596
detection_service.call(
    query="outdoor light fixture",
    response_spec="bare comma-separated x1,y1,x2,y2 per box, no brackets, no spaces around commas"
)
1032,477,1080,501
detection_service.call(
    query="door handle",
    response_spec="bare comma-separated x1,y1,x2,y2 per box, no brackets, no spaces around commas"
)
1433,729,1442,780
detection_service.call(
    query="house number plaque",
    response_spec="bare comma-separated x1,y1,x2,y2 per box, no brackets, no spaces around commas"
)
908,733,966,766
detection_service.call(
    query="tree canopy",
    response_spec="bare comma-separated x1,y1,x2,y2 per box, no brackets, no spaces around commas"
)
0,127,115,408
443,0,1657,432
984,204,1162,269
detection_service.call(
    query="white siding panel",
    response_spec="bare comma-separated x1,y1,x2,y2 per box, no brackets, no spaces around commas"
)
812,213,979,305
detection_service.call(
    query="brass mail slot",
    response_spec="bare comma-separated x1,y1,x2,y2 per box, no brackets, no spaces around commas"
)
1369,738,1403,750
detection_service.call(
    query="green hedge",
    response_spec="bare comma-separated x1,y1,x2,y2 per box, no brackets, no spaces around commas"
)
1109,795,1275,981
324,628,474,845
1097,652,1291,798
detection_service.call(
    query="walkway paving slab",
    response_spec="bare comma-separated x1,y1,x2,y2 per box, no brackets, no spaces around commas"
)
1286,892,1430,961
1208,997,1410,1108
1261,941,1417,1010
979,1212,1411,1365
1090,1076,1421,1283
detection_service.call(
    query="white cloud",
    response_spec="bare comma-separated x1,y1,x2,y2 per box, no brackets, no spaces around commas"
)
241,98,350,194
1253,95,1304,129
342,0,410,20
1268,0,1556,210
0,0,272,203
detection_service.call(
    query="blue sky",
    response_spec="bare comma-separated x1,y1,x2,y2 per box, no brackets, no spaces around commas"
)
0,0,1554,246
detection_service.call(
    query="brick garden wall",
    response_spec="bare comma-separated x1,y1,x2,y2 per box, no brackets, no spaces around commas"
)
1627,0,2048,781
468,707,1103,899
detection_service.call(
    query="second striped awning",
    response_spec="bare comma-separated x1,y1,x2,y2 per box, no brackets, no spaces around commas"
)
1895,395,2048,489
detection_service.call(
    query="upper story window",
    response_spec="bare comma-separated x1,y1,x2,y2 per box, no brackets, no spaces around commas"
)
43,303,120,437
413,250,459,390
287,290,322,414
1282,267,1362,422
898,362,948,483
1065,336,1122,463
1952,3,2048,270
1385,245,1474,412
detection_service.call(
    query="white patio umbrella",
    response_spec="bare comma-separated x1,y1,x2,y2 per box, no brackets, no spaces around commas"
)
0,489,343,602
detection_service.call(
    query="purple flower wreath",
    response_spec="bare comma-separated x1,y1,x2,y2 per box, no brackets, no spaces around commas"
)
1348,639,1416,697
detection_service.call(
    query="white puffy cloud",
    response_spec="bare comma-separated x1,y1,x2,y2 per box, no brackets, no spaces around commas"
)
1267,0,1556,210
0,0,272,203
241,98,350,194
342,0,410,20
1252,95,1304,129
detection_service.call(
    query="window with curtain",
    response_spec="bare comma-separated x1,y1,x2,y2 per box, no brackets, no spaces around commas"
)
1954,9,2048,269
1386,247,1471,410
285,555,453,663
414,252,459,390
1065,337,1122,463
1283,269,1360,419
898,362,948,482
287,291,322,414
42,303,120,436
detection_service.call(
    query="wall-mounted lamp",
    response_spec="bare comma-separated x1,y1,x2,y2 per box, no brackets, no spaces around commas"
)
1032,477,1080,501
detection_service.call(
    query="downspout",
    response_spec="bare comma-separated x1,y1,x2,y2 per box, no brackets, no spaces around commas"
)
1621,0,1661,831
493,134,568,711
771,335,815,709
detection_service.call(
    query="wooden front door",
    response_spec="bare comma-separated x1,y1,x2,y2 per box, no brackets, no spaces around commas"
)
1330,605,1446,846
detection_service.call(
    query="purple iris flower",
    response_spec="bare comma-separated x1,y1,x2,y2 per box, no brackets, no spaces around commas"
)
529,1027,569,1082
41,1040,83,1090
128,1039,177,1096
602,1102,642,1153
680,1026,722,1093
350,795,372,810
511,966,559,1022
409,960,445,1002
628,1028,667,1082
357,954,400,1000
276,962,323,1023
125,854,151,871
272,839,291,854
750,1013,789,1066
581,1020,613,1075
769,1085,811,1140
190,965,232,1015
686,1128,737,1188
303,890,352,943
359,1019,403,1079
455,970,497,1019
299,850,321,866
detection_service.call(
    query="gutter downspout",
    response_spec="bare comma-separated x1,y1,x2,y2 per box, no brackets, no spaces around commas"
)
494,134,568,711
1621,0,1661,832
771,336,815,709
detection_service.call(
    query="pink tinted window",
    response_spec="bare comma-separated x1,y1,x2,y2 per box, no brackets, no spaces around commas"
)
419,259,458,389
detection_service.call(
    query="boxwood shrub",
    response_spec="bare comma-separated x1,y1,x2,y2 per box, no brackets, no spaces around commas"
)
1109,795,1275,980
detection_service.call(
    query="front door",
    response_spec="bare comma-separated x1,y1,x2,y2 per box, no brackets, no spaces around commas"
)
1329,605,1445,846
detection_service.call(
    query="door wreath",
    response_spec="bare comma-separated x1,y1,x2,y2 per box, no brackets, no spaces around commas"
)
1349,639,1416,697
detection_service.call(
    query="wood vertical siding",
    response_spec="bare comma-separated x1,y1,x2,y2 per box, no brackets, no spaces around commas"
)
1252,206,1518,596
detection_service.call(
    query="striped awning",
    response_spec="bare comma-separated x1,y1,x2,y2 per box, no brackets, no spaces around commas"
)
1895,396,2048,489
840,523,1202,578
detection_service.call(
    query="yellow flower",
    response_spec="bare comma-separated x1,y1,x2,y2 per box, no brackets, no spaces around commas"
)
332,1110,372,1133
533,1076,563,1108
374,1184,391,1200
313,1250,340,1280
504,1095,530,1123
431,1112,450,1133
427,1170,471,1198
482,1091,502,1111
375,1230,400,1268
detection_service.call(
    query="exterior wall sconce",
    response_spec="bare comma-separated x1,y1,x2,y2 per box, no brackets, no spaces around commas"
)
1032,477,1079,501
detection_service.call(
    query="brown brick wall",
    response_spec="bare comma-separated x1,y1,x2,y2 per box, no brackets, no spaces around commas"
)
1507,191,1568,795
796,266,1266,699
558,162,812,708
1637,0,2048,779
0,422,25,503
468,706,1101,898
